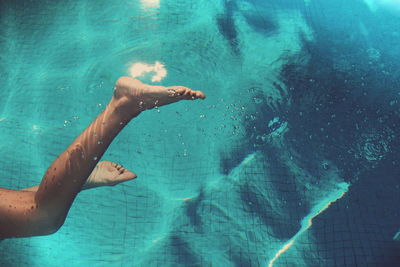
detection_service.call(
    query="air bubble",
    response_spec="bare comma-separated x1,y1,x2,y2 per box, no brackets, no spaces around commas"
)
322,162,329,170
253,97,263,104
93,157,98,160
63,120,71,127
167,89,176,96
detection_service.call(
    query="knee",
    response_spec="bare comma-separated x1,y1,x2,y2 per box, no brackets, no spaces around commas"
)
45,214,66,235
33,208,67,236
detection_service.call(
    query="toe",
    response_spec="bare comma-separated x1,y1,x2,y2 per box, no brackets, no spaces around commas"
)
196,91,206,99
122,170,137,181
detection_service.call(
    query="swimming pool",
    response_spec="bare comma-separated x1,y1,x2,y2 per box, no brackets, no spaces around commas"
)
0,0,399,266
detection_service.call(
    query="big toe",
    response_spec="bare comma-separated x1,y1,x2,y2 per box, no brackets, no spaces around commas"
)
194,90,206,99
121,169,137,181
114,162,137,180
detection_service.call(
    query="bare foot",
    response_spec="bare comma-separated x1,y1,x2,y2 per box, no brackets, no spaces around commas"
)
112,76,206,114
82,161,137,190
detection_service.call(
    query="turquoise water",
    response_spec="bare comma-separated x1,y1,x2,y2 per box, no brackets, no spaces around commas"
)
1,0,400,266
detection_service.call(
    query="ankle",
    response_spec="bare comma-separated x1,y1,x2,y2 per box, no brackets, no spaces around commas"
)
108,96,141,121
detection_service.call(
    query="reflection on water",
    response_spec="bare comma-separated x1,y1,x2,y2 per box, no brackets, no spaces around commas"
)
140,0,160,9
128,61,167,82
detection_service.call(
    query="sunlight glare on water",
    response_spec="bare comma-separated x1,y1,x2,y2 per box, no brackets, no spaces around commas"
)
128,61,167,82
140,0,160,9
364,0,400,12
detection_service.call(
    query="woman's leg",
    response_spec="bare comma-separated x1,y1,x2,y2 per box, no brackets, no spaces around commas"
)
0,76,205,238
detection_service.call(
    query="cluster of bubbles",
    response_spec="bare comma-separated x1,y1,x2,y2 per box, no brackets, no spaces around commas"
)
353,130,393,166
